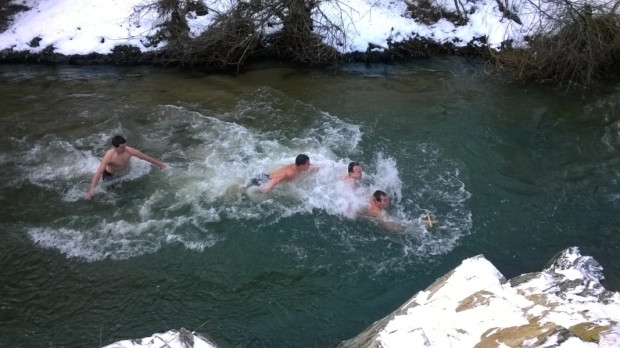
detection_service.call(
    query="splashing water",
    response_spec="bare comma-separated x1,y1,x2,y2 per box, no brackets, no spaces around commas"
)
9,94,470,263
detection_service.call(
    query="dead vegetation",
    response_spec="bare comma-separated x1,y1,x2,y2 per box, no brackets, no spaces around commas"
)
404,0,469,26
489,0,620,89
0,1,30,33
131,0,345,70
2,0,619,88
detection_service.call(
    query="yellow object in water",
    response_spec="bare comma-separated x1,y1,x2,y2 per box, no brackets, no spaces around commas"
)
425,212,438,227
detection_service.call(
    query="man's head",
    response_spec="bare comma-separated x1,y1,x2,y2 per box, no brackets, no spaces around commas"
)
373,190,389,209
112,135,127,147
347,162,362,180
112,135,127,153
295,154,311,170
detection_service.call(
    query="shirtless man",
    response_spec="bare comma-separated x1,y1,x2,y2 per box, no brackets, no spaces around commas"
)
339,162,363,216
363,190,405,232
363,190,401,231
254,154,313,193
87,135,166,200
364,190,389,217
343,162,363,182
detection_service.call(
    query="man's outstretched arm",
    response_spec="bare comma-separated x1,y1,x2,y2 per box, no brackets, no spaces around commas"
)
128,147,166,169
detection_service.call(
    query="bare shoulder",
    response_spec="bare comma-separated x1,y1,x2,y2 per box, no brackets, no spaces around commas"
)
286,163,298,174
125,146,142,156
365,207,384,218
102,148,115,159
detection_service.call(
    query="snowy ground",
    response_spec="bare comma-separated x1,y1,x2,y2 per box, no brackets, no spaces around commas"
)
0,0,557,56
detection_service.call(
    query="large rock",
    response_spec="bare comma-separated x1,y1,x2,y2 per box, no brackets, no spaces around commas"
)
339,247,620,347
103,328,215,348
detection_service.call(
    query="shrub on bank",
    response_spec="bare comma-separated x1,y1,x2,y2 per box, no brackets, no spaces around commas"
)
1,0,618,88
489,2,620,89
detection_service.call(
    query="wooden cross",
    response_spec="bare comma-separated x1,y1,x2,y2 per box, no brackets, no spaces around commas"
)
424,212,438,227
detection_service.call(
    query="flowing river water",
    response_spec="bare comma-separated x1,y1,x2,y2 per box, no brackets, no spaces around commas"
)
0,60,619,347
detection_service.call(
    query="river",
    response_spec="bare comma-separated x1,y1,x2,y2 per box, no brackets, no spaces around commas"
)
0,60,618,347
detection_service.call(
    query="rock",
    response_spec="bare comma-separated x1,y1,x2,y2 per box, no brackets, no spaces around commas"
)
102,248,620,348
339,247,620,348
103,328,216,348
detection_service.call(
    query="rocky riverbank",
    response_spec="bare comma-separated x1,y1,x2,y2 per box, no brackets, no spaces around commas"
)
339,247,620,347
103,247,620,347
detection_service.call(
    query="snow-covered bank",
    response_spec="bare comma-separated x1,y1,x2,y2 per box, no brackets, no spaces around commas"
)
2,0,617,86
0,0,532,61
103,247,620,347
104,328,215,348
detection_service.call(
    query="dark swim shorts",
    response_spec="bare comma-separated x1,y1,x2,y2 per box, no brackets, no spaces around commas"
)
248,173,270,186
101,169,114,182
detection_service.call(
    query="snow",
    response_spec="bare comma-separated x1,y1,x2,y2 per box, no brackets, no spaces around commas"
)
3,0,618,56
0,0,162,54
0,0,555,56
377,256,529,347
103,329,215,348
367,248,620,348
2,1,619,346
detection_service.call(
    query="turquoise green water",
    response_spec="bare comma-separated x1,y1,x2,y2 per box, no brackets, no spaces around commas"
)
0,60,618,347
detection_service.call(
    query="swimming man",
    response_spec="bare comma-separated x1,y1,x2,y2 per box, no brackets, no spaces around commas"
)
338,162,363,216
343,162,363,182
364,190,389,217
87,135,166,200
362,190,402,231
251,154,314,193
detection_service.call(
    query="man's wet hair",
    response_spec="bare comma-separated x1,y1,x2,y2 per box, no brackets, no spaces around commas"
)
373,190,387,202
112,135,127,147
295,154,310,166
348,162,360,173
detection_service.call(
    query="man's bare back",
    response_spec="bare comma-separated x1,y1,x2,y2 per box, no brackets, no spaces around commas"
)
269,163,300,181
258,154,313,193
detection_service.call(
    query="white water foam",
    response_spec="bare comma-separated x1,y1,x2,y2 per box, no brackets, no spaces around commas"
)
28,213,222,261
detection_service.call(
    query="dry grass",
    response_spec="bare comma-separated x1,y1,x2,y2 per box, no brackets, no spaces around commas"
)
490,1,620,89
131,0,345,70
